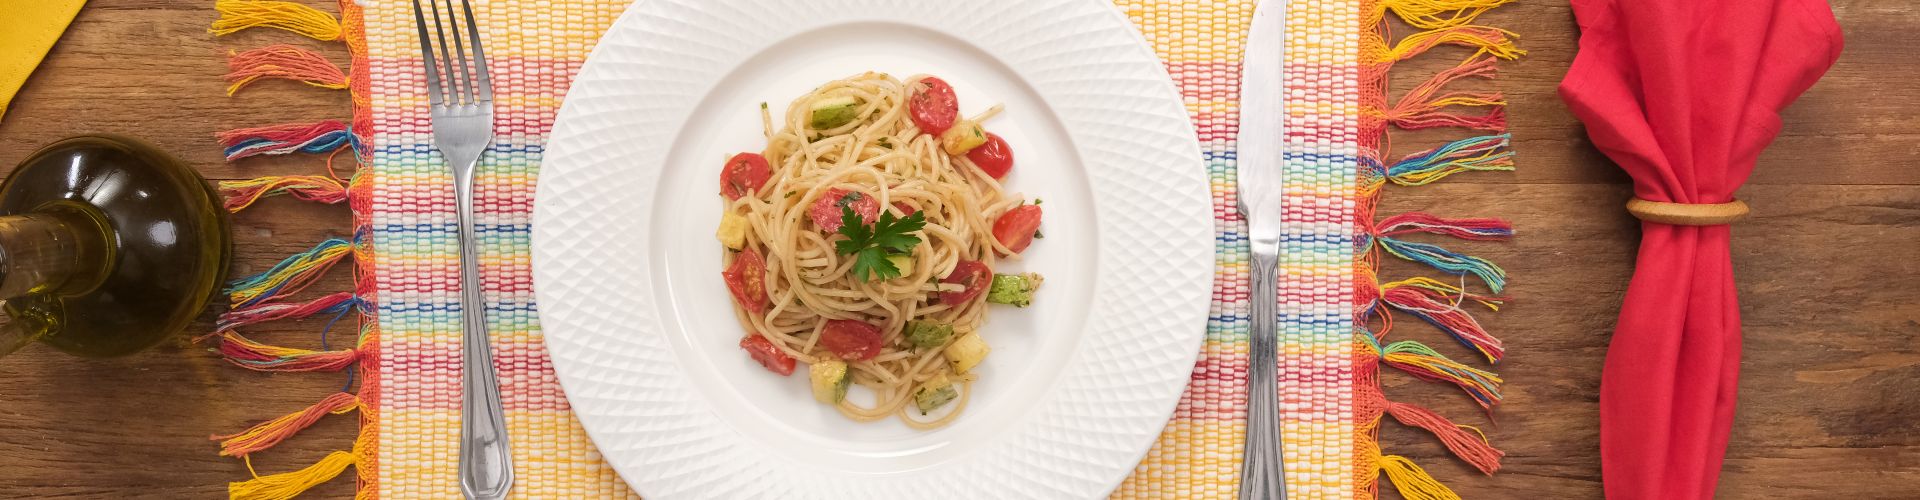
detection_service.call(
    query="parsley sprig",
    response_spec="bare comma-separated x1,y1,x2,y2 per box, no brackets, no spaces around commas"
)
834,205,926,281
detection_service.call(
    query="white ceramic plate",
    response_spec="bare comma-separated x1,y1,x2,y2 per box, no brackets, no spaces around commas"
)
532,0,1211,497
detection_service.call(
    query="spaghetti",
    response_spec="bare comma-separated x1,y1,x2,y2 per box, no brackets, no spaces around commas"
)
715,72,1043,428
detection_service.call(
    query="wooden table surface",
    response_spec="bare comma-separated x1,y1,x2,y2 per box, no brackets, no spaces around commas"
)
0,1,1914,498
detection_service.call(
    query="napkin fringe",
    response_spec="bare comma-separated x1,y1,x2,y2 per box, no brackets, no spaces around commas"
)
207,2,378,498
217,120,362,162
210,0,344,41
1354,0,1521,496
224,45,350,96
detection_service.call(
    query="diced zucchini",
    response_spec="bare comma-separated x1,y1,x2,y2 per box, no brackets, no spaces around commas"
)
944,333,989,374
985,272,1043,307
809,359,850,404
904,320,954,350
886,254,914,276
809,96,860,130
715,212,749,250
913,375,958,414
940,119,987,155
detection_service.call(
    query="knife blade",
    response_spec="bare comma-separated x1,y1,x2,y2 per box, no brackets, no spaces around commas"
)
1235,0,1288,499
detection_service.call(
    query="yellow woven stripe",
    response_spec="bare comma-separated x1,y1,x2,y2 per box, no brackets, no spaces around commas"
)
363,2,624,59
379,410,640,499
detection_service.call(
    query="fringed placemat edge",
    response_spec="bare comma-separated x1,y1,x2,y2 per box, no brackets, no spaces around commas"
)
1355,0,1522,499
197,1,378,499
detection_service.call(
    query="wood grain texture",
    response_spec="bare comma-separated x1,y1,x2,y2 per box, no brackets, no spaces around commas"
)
0,1,1913,499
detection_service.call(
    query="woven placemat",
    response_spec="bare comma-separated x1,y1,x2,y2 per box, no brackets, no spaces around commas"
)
201,0,1521,498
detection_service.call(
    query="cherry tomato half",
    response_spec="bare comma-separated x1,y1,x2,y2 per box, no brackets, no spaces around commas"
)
739,335,795,375
992,204,1043,254
819,319,885,361
720,152,771,200
722,248,769,314
808,188,880,232
908,77,960,135
966,133,1014,180
939,260,992,306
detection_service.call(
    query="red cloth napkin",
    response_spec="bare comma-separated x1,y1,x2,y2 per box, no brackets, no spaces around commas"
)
1558,1,1842,498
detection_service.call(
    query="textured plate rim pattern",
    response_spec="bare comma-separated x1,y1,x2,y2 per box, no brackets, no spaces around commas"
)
531,0,1213,497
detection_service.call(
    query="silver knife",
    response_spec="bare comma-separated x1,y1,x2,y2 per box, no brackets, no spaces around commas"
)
1236,0,1288,499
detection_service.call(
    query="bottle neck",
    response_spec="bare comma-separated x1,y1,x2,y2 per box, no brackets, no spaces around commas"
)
0,212,99,297
0,210,110,357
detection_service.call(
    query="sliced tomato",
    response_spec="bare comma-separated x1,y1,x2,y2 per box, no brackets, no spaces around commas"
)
908,77,960,135
938,260,991,306
719,152,772,200
819,319,885,361
739,335,796,375
992,204,1043,254
722,248,769,314
966,133,1014,180
807,188,880,232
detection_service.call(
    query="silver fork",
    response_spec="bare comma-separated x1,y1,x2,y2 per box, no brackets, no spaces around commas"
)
411,1,512,498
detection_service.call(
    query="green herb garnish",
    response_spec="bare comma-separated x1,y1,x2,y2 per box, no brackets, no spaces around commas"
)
834,205,926,282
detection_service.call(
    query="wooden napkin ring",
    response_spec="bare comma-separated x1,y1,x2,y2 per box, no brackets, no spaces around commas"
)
1625,198,1749,225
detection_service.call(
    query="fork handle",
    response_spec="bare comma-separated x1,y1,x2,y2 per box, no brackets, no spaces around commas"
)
454,166,514,500
1239,249,1286,500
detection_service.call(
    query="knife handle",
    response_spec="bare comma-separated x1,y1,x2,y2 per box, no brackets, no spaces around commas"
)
1239,249,1286,500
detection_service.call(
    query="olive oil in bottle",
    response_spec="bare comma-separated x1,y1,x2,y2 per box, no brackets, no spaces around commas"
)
0,136,231,357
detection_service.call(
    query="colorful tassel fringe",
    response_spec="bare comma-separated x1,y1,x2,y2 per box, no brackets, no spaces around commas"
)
1358,0,1521,496
221,175,350,213
1376,212,1513,241
227,238,354,309
217,121,361,162
1378,454,1463,500
224,45,349,95
1376,236,1508,293
1378,26,1525,64
1380,278,1505,363
213,392,360,458
216,291,358,335
1379,338,1503,410
1386,134,1514,186
229,451,357,500
1379,0,1512,30
1387,401,1503,474
1385,56,1507,131
210,0,343,41
211,331,358,372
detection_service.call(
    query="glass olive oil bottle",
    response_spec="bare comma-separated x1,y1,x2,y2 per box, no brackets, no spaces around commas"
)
0,136,230,357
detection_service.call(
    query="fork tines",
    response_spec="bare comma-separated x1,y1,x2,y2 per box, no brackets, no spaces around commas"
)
411,0,493,106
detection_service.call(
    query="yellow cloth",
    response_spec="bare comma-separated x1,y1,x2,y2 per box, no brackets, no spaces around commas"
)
0,0,86,121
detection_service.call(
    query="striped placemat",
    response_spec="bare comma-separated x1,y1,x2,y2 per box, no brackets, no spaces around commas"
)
201,0,1519,498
